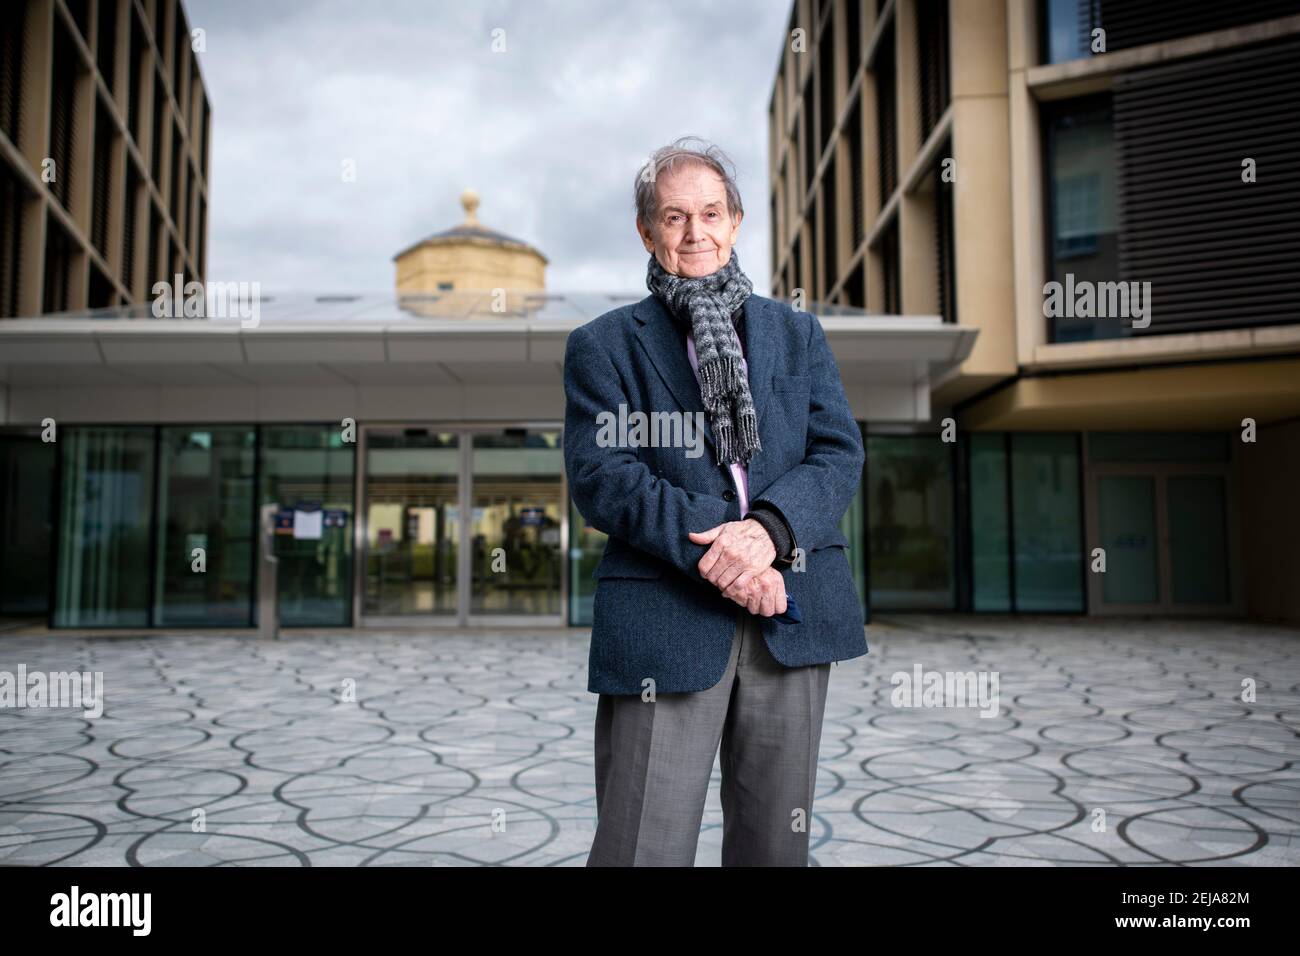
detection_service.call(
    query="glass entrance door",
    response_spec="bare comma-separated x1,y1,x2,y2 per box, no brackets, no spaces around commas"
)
1090,468,1237,613
362,429,459,620
358,426,565,626
469,431,564,621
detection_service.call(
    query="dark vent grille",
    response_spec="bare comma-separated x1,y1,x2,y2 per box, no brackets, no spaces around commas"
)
91,100,114,256
0,0,25,147
822,172,838,296
916,0,951,144
66,0,91,43
847,0,861,79
875,23,897,202
42,215,74,314
934,143,956,323
127,12,143,141
802,78,815,200
147,201,161,289
123,162,139,295
1114,36,1300,334
96,0,117,91
49,21,81,213
881,216,900,314
1099,0,1300,52
0,166,28,317
818,30,836,157
151,68,164,182
847,97,864,248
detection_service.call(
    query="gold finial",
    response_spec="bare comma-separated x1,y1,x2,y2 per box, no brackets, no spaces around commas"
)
461,188,480,226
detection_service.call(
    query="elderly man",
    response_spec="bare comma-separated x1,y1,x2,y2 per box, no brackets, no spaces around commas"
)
564,136,867,867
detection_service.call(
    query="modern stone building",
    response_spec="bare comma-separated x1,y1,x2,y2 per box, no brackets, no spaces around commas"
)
769,0,1300,622
0,0,210,317
0,174,970,628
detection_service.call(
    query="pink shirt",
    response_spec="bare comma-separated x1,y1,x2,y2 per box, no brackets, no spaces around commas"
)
686,330,750,515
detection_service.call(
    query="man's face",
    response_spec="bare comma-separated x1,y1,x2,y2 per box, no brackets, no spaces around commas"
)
638,162,742,278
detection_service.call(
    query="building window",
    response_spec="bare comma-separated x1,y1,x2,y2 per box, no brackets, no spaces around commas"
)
1010,433,1085,611
879,215,900,314
968,432,1085,612
915,0,951,144
1043,96,1119,342
437,281,453,291
866,435,955,610
969,433,1011,611
874,21,897,204
262,426,356,626
55,427,156,627
1040,0,1099,64
154,427,256,626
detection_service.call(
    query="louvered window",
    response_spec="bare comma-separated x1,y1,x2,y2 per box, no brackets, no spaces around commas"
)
1112,36,1300,334
91,100,114,257
96,0,117,93
49,20,81,213
151,68,164,182
0,166,29,317
822,170,838,296
874,23,897,203
880,216,900,314
1041,0,1300,64
915,0,950,145
123,163,139,295
0,0,25,147
818,26,836,157
847,97,864,248
933,141,956,323
847,0,862,80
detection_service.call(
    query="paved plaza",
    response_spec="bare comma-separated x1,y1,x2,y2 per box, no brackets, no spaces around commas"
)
1,616,1298,866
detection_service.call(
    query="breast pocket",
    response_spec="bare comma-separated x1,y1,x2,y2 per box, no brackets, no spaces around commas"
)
768,374,811,441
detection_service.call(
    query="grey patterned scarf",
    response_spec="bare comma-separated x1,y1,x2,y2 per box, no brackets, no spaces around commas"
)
645,249,760,467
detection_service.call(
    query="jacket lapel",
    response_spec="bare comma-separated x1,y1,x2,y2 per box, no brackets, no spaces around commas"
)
634,294,717,454
632,293,780,470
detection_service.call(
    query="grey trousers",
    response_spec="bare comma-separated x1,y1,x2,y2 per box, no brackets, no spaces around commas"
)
587,608,832,866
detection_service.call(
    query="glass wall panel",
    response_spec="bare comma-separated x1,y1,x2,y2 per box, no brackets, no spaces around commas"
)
568,500,606,627
1041,0,1091,64
262,426,355,626
867,436,955,609
1168,475,1230,605
1089,432,1229,463
1010,433,1084,611
55,427,155,627
154,427,255,626
1097,475,1160,605
970,433,1011,611
0,434,56,616
471,431,563,617
840,481,868,616
1045,97,1119,343
364,429,459,617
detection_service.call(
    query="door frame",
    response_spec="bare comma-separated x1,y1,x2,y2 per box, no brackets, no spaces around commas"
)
1085,452,1244,616
353,421,568,628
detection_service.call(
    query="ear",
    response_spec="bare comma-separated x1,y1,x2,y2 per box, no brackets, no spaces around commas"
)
636,218,655,253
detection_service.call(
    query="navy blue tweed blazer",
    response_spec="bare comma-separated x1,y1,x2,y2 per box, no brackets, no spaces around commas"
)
563,292,868,695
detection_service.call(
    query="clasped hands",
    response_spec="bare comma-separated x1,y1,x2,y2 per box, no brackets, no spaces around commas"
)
687,519,788,617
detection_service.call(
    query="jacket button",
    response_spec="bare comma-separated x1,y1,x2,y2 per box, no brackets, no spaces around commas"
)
722,490,735,501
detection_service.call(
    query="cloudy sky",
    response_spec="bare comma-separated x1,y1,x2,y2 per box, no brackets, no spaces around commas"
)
186,0,792,296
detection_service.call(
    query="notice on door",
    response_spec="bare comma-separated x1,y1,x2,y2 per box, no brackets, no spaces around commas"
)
294,502,323,540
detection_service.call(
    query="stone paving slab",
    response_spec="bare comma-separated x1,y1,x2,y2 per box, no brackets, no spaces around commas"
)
1,616,1297,866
